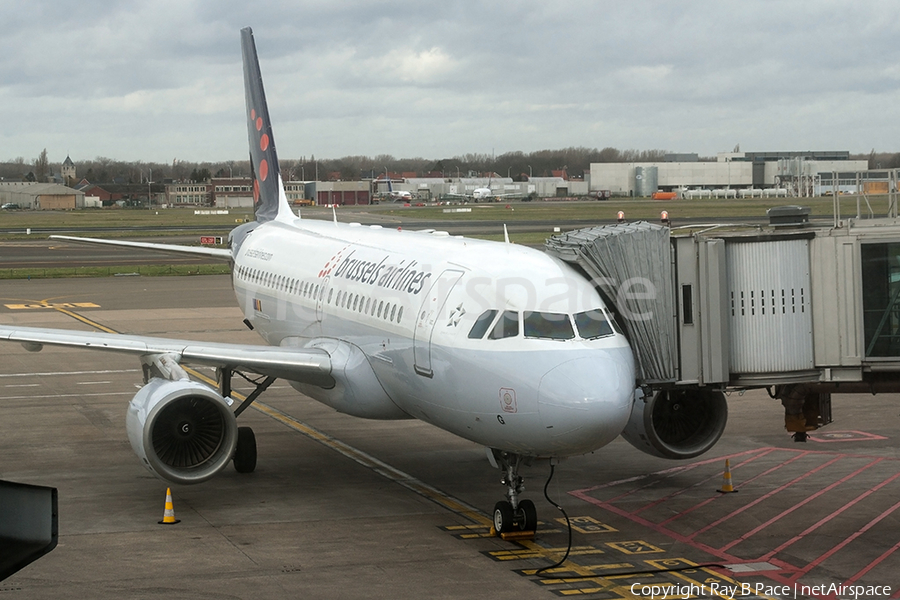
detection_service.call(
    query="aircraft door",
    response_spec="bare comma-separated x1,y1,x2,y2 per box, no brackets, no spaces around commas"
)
316,277,330,321
414,269,464,377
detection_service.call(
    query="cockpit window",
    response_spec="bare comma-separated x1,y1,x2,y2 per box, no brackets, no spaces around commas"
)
468,310,498,339
523,311,575,340
574,309,614,339
489,310,519,340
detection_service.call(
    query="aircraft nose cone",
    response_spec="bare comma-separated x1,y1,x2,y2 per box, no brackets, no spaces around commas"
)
537,348,635,454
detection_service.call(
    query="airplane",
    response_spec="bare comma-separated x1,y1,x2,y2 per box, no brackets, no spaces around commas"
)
0,28,727,535
447,174,517,203
386,179,413,202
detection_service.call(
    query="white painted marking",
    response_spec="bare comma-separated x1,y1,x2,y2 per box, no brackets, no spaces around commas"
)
0,369,140,378
0,392,132,400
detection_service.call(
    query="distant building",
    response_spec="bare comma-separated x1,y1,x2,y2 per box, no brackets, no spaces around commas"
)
590,150,870,196
0,182,85,209
164,182,211,205
61,155,76,185
211,177,252,208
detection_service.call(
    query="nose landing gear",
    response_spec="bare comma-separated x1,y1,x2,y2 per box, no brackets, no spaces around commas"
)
490,450,538,534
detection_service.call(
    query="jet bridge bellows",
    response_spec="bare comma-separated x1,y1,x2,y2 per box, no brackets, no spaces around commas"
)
545,221,676,383
548,218,900,394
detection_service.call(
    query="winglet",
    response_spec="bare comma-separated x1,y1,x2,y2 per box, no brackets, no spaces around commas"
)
240,27,294,223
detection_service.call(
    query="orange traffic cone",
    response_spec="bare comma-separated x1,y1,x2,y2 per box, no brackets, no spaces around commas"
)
158,487,181,524
717,459,738,494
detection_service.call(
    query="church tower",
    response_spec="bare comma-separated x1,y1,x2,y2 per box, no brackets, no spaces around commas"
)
61,155,76,185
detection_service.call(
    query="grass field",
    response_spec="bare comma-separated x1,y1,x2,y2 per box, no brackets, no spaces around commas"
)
0,193,893,279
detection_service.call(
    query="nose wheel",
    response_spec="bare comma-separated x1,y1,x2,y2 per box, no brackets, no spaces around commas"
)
493,498,537,534
490,450,537,534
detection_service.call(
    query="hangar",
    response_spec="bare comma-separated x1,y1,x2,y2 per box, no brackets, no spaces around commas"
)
0,182,85,210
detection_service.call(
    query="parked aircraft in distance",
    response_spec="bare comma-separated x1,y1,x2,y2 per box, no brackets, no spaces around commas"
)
0,28,728,534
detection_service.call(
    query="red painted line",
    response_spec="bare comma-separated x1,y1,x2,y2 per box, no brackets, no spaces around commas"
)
637,448,778,517
844,535,900,585
719,458,884,552
607,462,707,506
570,487,735,561
573,447,766,496
689,455,844,539
658,450,807,527
785,493,900,583
764,470,900,573
808,430,888,443
571,486,807,592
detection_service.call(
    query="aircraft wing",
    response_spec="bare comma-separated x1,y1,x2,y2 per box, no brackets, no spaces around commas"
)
50,235,233,260
0,325,334,387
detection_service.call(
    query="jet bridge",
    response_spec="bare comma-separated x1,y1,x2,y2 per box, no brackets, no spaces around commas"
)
547,217,900,436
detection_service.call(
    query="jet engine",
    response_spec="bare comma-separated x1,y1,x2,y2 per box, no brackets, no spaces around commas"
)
620,388,727,459
125,378,238,484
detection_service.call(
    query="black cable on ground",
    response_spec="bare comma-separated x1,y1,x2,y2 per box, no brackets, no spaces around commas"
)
533,461,727,580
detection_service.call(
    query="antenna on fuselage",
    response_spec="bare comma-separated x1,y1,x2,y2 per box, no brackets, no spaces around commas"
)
503,224,510,244
332,206,338,225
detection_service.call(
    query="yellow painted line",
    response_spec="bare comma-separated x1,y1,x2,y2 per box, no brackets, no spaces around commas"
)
56,307,491,528
53,307,119,334
4,302,101,310
184,365,491,527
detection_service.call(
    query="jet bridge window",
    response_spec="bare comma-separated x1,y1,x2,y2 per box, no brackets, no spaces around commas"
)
862,242,900,357
573,309,615,339
468,310,498,339
489,311,519,340
523,311,575,340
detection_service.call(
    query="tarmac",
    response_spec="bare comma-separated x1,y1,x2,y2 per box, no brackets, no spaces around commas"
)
2,275,900,599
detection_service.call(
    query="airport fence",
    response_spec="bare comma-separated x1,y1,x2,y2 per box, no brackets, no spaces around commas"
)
0,264,232,280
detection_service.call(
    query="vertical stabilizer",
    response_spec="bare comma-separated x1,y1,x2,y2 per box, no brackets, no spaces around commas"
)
240,27,294,223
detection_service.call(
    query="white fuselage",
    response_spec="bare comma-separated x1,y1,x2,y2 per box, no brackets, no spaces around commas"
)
231,217,635,458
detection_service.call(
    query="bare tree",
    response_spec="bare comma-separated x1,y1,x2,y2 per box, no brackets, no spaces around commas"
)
33,148,49,183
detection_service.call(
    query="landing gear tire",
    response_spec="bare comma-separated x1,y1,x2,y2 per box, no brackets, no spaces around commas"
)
518,498,537,532
233,426,257,473
493,501,514,534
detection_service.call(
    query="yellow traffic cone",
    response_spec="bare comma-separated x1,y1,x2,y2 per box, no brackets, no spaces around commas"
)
717,459,738,494
158,487,181,524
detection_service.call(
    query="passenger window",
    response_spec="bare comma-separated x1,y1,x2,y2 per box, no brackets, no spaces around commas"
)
468,310,498,339
489,311,519,340
574,309,614,339
523,311,575,340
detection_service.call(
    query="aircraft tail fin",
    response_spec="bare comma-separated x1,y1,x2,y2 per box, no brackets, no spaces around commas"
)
240,27,294,223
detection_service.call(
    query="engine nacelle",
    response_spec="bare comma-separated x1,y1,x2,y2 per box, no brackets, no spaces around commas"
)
621,388,727,459
126,378,238,484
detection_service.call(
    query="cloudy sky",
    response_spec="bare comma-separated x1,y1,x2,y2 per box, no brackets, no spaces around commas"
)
2,0,900,165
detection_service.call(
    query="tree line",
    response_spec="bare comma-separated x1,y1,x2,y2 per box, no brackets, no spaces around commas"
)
2,147,899,185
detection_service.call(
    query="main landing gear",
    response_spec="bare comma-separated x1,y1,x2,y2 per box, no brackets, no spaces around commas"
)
219,367,277,474
490,450,538,535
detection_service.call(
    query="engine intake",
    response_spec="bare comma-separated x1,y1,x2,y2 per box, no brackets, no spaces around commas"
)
621,388,727,459
126,378,238,484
